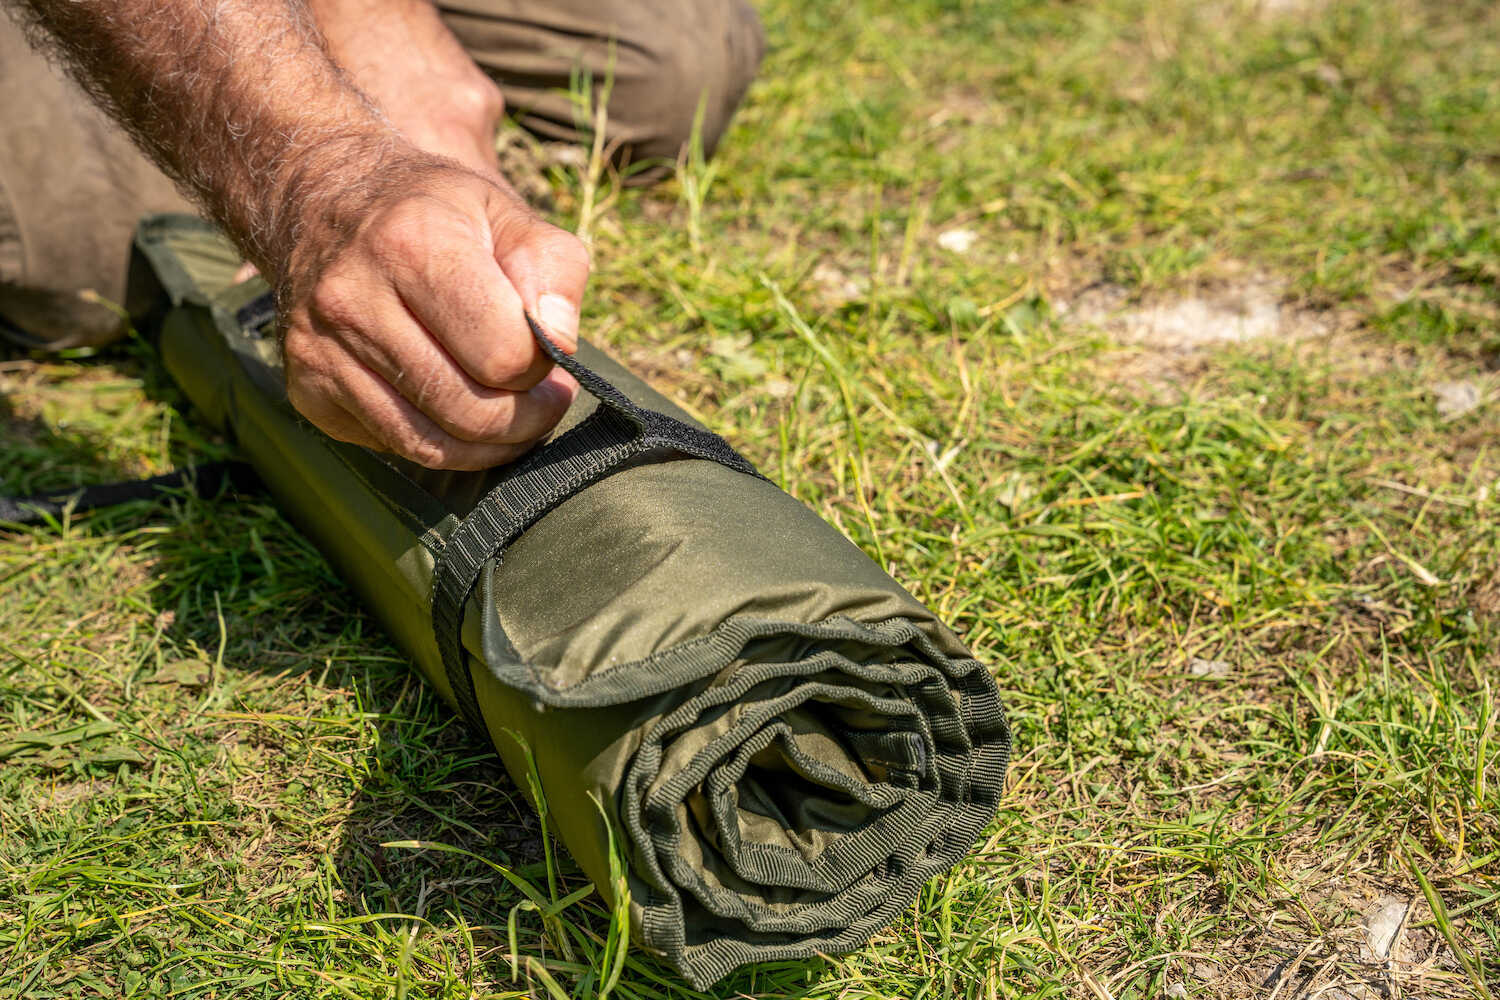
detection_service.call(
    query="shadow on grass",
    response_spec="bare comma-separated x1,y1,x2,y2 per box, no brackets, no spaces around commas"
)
1,339,830,998
0,366,140,496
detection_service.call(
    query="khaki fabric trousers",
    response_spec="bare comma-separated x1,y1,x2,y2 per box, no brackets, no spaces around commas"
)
0,0,764,347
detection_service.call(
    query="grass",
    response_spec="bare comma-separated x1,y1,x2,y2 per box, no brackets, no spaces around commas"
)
2,0,1499,996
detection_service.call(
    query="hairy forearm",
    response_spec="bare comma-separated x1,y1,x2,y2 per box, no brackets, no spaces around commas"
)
7,0,410,285
6,0,591,473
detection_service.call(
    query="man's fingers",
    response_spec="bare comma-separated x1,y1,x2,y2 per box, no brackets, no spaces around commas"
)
378,206,553,391
495,215,591,350
303,303,576,444
286,370,380,450
280,165,592,469
313,355,536,471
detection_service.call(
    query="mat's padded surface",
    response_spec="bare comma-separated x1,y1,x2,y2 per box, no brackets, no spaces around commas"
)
136,214,1011,987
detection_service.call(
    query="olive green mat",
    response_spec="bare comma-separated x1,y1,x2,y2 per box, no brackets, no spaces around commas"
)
130,214,1011,989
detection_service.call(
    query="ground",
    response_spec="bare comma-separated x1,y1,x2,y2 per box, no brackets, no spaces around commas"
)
1,0,1497,997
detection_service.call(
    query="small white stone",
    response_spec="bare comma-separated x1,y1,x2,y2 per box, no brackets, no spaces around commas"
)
810,262,867,306
1189,657,1233,678
937,228,979,254
1164,984,1188,1000
1433,380,1482,419
1363,896,1409,960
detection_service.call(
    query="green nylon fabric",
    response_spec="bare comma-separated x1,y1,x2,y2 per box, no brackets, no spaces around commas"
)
133,214,1011,988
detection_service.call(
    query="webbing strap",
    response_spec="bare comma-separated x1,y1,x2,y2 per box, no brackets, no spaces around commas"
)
0,461,260,526
430,314,766,734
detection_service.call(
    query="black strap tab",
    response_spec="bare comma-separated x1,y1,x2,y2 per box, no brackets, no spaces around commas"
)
0,461,260,526
234,293,278,337
430,314,766,734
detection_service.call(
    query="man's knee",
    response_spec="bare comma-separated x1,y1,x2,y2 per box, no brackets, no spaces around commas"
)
605,0,766,164
444,0,766,171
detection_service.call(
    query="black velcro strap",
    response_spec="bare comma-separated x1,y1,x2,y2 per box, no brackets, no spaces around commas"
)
0,461,260,526
234,294,278,338
430,314,767,735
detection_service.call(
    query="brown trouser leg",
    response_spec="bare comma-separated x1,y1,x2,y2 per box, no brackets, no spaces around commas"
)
0,19,197,349
0,0,764,348
441,0,766,166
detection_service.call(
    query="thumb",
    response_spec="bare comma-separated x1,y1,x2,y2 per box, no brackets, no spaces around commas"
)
496,217,591,355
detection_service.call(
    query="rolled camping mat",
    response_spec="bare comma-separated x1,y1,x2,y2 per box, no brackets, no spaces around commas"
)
129,214,1011,988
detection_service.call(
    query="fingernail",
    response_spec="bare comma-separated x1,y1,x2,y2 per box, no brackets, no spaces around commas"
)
537,293,580,351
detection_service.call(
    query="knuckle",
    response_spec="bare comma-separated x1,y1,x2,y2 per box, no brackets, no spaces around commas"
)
281,326,316,369
281,330,338,386
396,429,450,469
541,227,592,276
472,342,534,388
444,404,498,442
284,370,337,426
453,77,504,125
307,280,364,330
370,209,433,266
492,205,541,248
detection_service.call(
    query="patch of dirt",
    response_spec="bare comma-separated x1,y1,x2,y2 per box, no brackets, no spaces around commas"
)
1472,566,1500,620
1065,279,1330,353
1059,278,1342,386
1176,864,1485,1000
1253,0,1330,15
809,261,869,308
1431,379,1486,420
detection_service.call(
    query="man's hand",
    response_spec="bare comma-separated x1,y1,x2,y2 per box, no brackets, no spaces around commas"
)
10,0,586,470
282,156,588,470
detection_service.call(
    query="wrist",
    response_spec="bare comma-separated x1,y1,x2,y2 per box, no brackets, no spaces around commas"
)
261,130,426,305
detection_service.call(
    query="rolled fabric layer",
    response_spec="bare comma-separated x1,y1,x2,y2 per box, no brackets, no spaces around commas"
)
132,215,1010,988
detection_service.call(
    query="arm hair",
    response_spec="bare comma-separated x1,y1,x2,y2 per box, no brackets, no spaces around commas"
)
4,0,421,289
